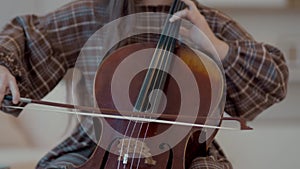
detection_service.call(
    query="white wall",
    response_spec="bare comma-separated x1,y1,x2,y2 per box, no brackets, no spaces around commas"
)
0,0,36,29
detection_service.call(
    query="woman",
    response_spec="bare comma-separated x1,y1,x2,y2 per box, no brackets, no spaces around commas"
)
0,0,288,168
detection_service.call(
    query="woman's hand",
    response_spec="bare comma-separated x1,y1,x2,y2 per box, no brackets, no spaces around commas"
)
0,65,20,105
169,0,229,60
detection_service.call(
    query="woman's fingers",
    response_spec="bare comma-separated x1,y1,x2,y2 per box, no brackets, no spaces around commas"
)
169,0,202,25
8,77,20,104
0,66,20,105
178,26,190,40
169,8,188,22
181,0,197,10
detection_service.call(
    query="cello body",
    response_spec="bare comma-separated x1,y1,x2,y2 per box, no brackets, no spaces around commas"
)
73,0,226,168
74,42,225,169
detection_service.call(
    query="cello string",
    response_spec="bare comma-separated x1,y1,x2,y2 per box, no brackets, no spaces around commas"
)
123,9,178,169
109,1,184,167
114,9,181,165
126,4,183,165
133,7,181,114
115,10,179,165
133,1,185,168
138,1,184,167
133,11,179,169
115,5,184,168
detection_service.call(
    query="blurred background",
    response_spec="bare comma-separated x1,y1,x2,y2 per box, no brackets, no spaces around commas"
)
0,0,299,168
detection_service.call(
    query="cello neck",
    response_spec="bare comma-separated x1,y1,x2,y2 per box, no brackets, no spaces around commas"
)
133,0,186,112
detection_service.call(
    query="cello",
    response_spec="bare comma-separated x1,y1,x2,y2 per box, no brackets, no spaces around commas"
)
74,0,227,168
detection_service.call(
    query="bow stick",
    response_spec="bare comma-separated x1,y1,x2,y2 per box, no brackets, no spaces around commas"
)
3,95,252,130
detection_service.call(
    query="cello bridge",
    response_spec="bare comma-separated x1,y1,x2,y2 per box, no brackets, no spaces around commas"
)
117,138,156,166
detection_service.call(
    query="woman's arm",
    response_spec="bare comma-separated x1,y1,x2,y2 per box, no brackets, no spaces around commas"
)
170,0,289,120
0,0,103,116
203,7,289,120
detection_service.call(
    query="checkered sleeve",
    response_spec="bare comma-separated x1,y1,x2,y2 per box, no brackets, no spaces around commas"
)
36,123,96,169
222,40,288,120
0,0,104,116
0,13,55,116
202,7,289,120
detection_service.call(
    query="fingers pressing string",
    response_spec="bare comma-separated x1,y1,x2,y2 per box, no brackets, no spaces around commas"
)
169,8,188,22
169,0,198,23
181,0,197,10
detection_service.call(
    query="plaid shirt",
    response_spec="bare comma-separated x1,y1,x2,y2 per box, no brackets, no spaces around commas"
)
0,0,288,168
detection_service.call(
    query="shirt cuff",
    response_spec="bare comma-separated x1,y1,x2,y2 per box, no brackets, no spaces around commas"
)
0,48,23,79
